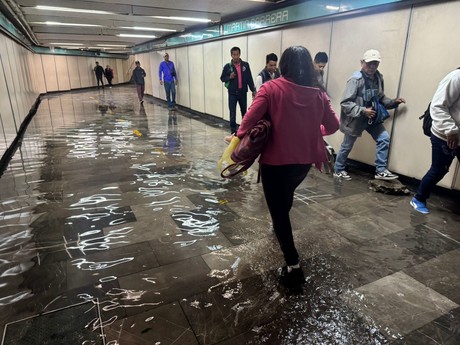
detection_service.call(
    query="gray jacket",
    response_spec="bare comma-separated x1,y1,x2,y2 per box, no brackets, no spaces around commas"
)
340,70,399,136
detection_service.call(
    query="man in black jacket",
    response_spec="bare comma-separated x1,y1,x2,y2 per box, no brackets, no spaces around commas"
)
94,61,105,88
220,47,256,134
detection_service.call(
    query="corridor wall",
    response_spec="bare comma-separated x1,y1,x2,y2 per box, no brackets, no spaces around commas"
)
0,32,129,163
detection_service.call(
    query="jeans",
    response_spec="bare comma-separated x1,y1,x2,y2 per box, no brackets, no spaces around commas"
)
334,123,390,173
228,91,248,134
261,164,311,266
136,84,145,101
415,134,460,202
164,81,176,108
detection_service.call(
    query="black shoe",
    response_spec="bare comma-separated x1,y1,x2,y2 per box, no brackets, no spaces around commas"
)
278,266,305,288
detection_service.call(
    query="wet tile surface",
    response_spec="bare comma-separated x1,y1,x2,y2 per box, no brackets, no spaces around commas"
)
1,86,459,344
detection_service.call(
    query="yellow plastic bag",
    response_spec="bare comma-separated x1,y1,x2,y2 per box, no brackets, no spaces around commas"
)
217,136,240,175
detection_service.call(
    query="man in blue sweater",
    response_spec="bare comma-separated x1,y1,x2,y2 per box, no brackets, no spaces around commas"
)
159,53,178,110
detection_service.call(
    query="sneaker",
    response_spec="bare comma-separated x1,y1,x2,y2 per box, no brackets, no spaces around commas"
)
278,266,305,288
375,169,398,180
410,197,429,214
333,171,352,180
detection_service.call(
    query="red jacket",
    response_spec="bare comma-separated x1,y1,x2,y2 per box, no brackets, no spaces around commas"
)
237,77,339,166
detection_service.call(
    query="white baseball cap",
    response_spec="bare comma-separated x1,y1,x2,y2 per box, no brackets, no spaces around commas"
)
362,49,381,62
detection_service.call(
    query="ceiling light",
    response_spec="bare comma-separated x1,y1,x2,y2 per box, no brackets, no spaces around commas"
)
96,44,128,47
32,21,102,27
326,5,340,10
36,5,114,15
49,42,84,45
152,16,211,23
118,34,156,38
119,26,176,32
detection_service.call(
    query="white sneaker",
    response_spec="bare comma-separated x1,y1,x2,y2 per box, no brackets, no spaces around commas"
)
375,169,398,180
333,171,352,180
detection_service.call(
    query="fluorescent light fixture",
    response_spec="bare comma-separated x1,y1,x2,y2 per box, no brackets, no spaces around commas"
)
33,21,102,27
152,16,211,23
36,5,114,15
118,33,156,38
49,42,83,45
119,26,176,32
326,5,340,10
89,46,127,50
96,44,128,47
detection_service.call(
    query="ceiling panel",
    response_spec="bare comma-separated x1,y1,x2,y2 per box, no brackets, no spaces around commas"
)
3,0,294,52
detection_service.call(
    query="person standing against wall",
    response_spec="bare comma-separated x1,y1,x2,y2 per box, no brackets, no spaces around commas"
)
105,65,114,87
159,52,178,110
255,53,280,91
410,67,460,214
333,49,406,181
220,46,257,134
94,61,105,88
132,61,146,105
314,52,328,89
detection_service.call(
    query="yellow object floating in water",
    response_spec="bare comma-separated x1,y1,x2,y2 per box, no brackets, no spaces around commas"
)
133,129,142,137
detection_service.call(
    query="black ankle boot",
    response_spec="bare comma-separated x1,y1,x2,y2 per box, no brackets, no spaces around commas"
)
278,266,305,287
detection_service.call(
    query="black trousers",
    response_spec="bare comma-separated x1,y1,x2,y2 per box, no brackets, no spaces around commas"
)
96,76,104,87
260,163,311,266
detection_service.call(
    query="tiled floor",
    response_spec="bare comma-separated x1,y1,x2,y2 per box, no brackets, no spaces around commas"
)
0,86,459,344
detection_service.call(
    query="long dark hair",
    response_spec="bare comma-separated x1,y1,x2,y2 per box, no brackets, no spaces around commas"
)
279,46,316,87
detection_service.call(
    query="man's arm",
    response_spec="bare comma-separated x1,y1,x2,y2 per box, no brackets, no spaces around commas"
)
245,63,256,94
340,78,365,118
220,64,230,83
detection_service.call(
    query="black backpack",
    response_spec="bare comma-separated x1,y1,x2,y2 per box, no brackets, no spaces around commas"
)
419,103,432,137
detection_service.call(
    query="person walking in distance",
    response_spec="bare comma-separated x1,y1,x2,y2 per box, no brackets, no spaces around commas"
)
220,46,256,134
94,61,105,88
105,65,114,87
131,61,146,105
159,52,178,110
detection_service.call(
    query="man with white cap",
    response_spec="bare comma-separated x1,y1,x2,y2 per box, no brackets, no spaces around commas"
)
333,49,406,180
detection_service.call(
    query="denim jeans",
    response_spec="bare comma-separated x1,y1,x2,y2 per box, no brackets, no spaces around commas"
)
261,164,311,266
136,84,144,101
164,81,176,108
334,123,390,173
228,91,248,134
415,134,460,202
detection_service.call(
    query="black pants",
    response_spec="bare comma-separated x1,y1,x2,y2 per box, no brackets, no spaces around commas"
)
96,76,104,87
106,77,113,86
228,90,247,134
261,164,311,266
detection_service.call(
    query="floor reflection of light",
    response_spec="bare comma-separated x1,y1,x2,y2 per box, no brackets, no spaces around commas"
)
72,257,133,270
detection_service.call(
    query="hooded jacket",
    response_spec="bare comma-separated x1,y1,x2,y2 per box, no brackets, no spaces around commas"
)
430,68,460,145
340,70,399,136
237,77,339,166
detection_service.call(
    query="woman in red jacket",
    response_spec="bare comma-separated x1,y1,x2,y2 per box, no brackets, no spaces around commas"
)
236,46,339,289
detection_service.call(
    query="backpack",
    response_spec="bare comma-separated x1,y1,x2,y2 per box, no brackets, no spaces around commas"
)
419,103,432,137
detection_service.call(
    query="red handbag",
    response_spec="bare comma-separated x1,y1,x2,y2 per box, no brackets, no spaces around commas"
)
221,118,271,178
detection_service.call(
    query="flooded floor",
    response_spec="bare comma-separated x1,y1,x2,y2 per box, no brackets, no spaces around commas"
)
0,86,459,344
